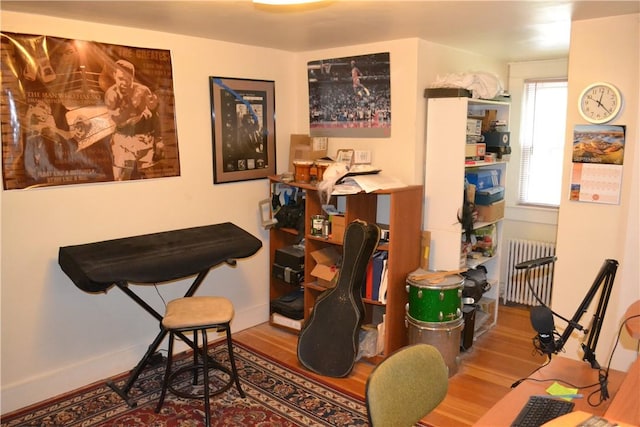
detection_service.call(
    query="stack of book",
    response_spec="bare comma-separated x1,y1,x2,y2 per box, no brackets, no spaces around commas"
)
362,251,388,303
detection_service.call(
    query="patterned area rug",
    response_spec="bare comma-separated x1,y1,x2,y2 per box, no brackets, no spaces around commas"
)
1,341,369,426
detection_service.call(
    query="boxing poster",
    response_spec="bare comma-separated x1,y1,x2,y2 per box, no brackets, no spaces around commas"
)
0,32,180,190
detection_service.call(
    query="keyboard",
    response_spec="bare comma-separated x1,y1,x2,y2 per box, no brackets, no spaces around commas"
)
511,396,575,427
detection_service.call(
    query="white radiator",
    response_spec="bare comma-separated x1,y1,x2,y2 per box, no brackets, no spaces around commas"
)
505,239,556,306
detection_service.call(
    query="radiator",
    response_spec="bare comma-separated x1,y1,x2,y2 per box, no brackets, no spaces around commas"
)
505,239,556,306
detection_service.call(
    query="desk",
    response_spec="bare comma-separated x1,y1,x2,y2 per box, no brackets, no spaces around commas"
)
58,222,262,406
474,356,627,426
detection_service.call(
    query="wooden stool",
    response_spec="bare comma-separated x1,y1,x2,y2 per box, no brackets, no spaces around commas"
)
155,296,245,427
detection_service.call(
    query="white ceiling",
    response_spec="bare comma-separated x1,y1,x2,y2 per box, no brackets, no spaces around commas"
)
2,0,638,62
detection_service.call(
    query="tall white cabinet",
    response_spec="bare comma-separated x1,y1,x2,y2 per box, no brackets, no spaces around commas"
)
423,95,510,336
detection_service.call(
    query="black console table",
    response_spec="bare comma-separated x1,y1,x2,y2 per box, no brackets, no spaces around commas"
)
58,222,262,406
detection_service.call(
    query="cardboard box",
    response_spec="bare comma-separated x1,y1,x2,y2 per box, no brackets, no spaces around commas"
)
466,119,482,136
475,199,505,222
481,110,497,133
310,246,341,288
288,134,328,172
329,214,346,243
465,143,486,161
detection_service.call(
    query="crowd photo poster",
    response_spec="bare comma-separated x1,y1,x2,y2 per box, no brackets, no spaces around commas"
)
0,32,180,190
307,52,391,138
570,124,625,204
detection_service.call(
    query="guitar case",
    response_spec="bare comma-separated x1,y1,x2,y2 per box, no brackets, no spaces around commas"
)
297,220,380,377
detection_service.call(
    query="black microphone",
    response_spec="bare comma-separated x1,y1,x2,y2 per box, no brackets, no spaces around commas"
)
515,255,557,270
530,305,557,355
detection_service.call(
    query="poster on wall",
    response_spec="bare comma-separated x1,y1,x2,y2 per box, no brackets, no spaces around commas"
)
209,77,276,184
307,52,391,138
569,124,625,204
0,32,180,190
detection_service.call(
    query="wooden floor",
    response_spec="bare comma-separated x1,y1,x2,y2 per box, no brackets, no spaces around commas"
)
234,304,547,427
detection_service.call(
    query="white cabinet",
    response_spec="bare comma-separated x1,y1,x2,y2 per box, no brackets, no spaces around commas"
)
423,95,510,336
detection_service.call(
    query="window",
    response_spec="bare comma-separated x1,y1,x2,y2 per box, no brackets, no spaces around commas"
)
519,79,567,207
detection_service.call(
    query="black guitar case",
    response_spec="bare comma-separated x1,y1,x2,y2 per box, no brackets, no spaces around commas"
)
297,220,380,377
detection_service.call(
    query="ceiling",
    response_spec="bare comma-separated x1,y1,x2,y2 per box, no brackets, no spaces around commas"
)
2,1,638,62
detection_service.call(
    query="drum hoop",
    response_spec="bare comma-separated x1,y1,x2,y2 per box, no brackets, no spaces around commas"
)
406,315,464,330
407,274,464,289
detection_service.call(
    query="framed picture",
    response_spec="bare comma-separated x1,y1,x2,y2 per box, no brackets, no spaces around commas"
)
307,52,391,138
336,149,354,167
209,77,276,183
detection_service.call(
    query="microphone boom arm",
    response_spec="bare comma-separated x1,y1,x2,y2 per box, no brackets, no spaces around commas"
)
556,259,618,369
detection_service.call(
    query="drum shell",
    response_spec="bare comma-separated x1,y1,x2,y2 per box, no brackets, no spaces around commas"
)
406,315,464,377
406,274,463,323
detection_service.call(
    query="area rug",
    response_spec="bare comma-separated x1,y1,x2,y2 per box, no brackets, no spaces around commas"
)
1,341,370,426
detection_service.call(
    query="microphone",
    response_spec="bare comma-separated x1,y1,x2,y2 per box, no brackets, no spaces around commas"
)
530,305,558,355
515,255,557,270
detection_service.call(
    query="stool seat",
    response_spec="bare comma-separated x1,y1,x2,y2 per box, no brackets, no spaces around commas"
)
163,296,234,329
155,295,244,427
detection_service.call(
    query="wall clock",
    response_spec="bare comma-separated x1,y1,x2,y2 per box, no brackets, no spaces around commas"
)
578,82,622,124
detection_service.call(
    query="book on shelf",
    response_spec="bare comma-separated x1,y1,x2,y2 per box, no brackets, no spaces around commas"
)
362,251,388,302
271,312,302,331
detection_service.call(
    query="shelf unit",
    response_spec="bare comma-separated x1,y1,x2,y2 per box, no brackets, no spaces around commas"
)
423,96,510,337
268,176,423,362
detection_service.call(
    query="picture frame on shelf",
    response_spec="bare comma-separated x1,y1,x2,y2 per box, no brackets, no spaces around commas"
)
209,77,276,184
336,149,355,167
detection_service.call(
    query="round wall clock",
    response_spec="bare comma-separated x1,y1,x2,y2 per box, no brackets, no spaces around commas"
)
578,82,622,124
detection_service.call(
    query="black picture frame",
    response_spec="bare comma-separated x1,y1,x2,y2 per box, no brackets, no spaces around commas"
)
209,77,276,183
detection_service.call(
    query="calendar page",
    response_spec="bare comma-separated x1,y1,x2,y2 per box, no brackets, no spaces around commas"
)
570,163,623,204
570,125,625,205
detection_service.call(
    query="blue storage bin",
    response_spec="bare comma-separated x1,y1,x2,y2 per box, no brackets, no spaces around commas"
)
466,169,501,190
475,186,504,205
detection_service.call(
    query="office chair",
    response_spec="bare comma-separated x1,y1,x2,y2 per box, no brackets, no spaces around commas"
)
365,343,449,427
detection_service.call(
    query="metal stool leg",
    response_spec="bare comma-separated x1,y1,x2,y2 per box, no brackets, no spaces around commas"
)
225,326,245,398
201,328,211,427
155,331,174,413
192,330,199,385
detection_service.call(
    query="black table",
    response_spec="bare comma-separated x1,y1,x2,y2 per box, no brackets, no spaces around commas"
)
58,222,262,406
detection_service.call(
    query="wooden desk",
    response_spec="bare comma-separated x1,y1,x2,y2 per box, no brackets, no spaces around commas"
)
604,357,640,425
474,356,627,426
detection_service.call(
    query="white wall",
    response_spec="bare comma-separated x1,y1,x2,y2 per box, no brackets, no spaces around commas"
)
553,14,639,371
0,11,296,413
292,39,507,187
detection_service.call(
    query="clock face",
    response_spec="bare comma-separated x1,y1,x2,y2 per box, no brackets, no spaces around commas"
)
578,82,622,124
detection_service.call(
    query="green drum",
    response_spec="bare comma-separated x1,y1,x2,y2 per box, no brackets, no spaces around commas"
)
405,273,463,323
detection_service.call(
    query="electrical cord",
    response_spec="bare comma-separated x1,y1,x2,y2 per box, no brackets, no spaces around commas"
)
511,357,551,388
154,283,167,307
512,313,640,407
591,313,640,406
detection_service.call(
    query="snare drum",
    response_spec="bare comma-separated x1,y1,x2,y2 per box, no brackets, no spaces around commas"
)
405,274,463,322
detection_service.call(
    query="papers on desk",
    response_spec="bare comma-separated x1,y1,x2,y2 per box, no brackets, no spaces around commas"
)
545,382,579,401
332,174,407,194
541,411,633,427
